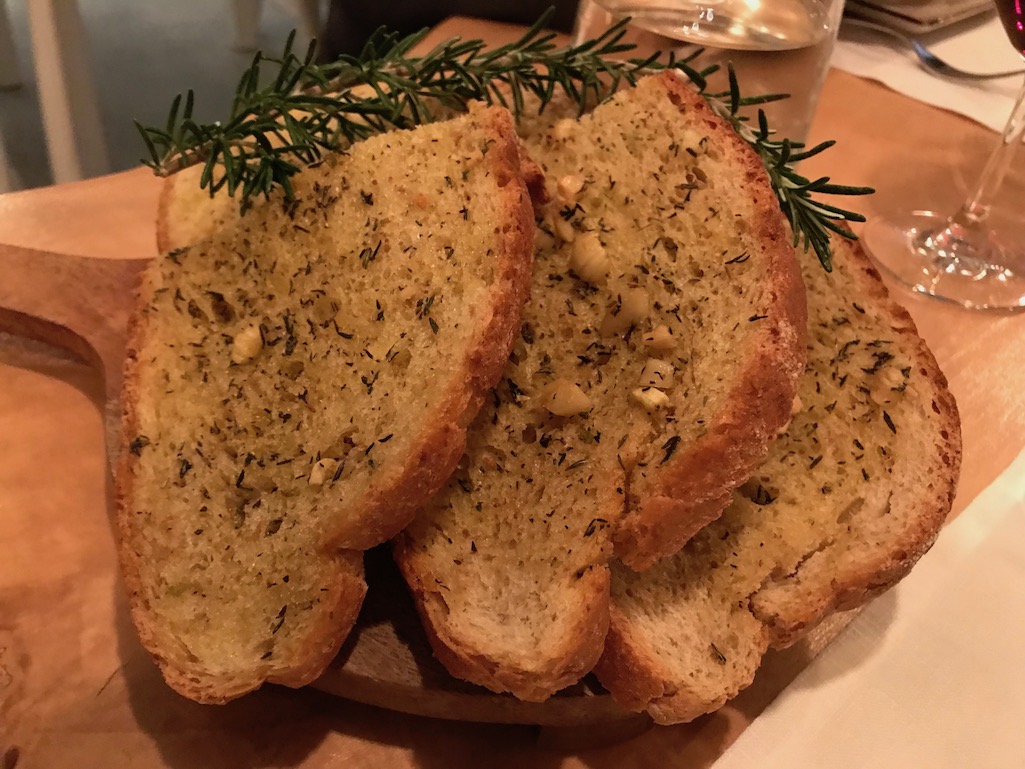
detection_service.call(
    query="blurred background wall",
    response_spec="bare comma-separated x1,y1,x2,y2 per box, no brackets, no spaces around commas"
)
0,1,318,191
0,0,575,191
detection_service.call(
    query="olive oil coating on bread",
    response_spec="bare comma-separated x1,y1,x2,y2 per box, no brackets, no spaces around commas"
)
594,238,961,724
394,74,806,701
118,107,536,703
156,88,464,253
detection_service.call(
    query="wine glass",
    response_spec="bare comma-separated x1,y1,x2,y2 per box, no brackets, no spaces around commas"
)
862,1,1025,311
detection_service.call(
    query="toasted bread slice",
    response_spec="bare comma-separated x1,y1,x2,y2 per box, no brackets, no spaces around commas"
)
118,107,536,703
594,237,961,724
393,73,806,701
155,93,501,253
156,165,233,254
157,87,394,252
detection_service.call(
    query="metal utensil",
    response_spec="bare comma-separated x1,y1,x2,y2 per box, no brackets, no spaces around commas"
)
846,0,994,34
844,15,1025,80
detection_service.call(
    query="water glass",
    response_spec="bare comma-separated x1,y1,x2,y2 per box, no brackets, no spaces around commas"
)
572,0,846,142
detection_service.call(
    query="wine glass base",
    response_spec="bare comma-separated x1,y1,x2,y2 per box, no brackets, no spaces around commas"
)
863,211,1025,312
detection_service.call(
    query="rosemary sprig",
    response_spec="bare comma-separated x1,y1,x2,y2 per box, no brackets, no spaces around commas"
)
704,65,873,269
136,10,871,269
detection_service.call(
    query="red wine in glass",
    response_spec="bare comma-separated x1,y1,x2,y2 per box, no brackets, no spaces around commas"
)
995,0,1025,55
862,1,1025,310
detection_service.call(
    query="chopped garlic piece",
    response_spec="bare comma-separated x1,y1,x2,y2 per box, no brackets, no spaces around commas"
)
642,324,676,352
632,387,669,412
231,325,263,364
570,233,609,284
601,288,649,335
640,358,675,389
878,366,906,391
557,174,585,200
542,379,592,417
308,458,338,487
620,288,649,323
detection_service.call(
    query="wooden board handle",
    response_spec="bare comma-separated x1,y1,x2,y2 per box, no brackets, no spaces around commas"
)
0,242,149,454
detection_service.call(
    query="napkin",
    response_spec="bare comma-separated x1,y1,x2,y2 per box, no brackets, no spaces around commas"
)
714,447,1025,769
832,12,1023,132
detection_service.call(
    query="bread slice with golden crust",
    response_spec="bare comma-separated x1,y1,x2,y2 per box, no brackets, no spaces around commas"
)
393,73,806,701
594,237,961,724
118,106,536,703
156,165,232,254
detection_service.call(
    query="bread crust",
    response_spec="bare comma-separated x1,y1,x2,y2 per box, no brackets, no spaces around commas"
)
155,165,224,254
154,173,175,254
397,561,611,702
596,238,962,724
117,108,537,703
593,601,771,725
614,73,807,571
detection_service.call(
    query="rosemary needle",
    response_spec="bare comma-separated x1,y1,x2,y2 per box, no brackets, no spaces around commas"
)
136,10,872,270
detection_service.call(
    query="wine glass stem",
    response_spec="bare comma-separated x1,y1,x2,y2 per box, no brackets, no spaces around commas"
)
951,75,1025,231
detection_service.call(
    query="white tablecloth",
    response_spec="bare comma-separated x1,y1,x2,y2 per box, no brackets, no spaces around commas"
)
715,447,1025,769
833,12,1023,132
